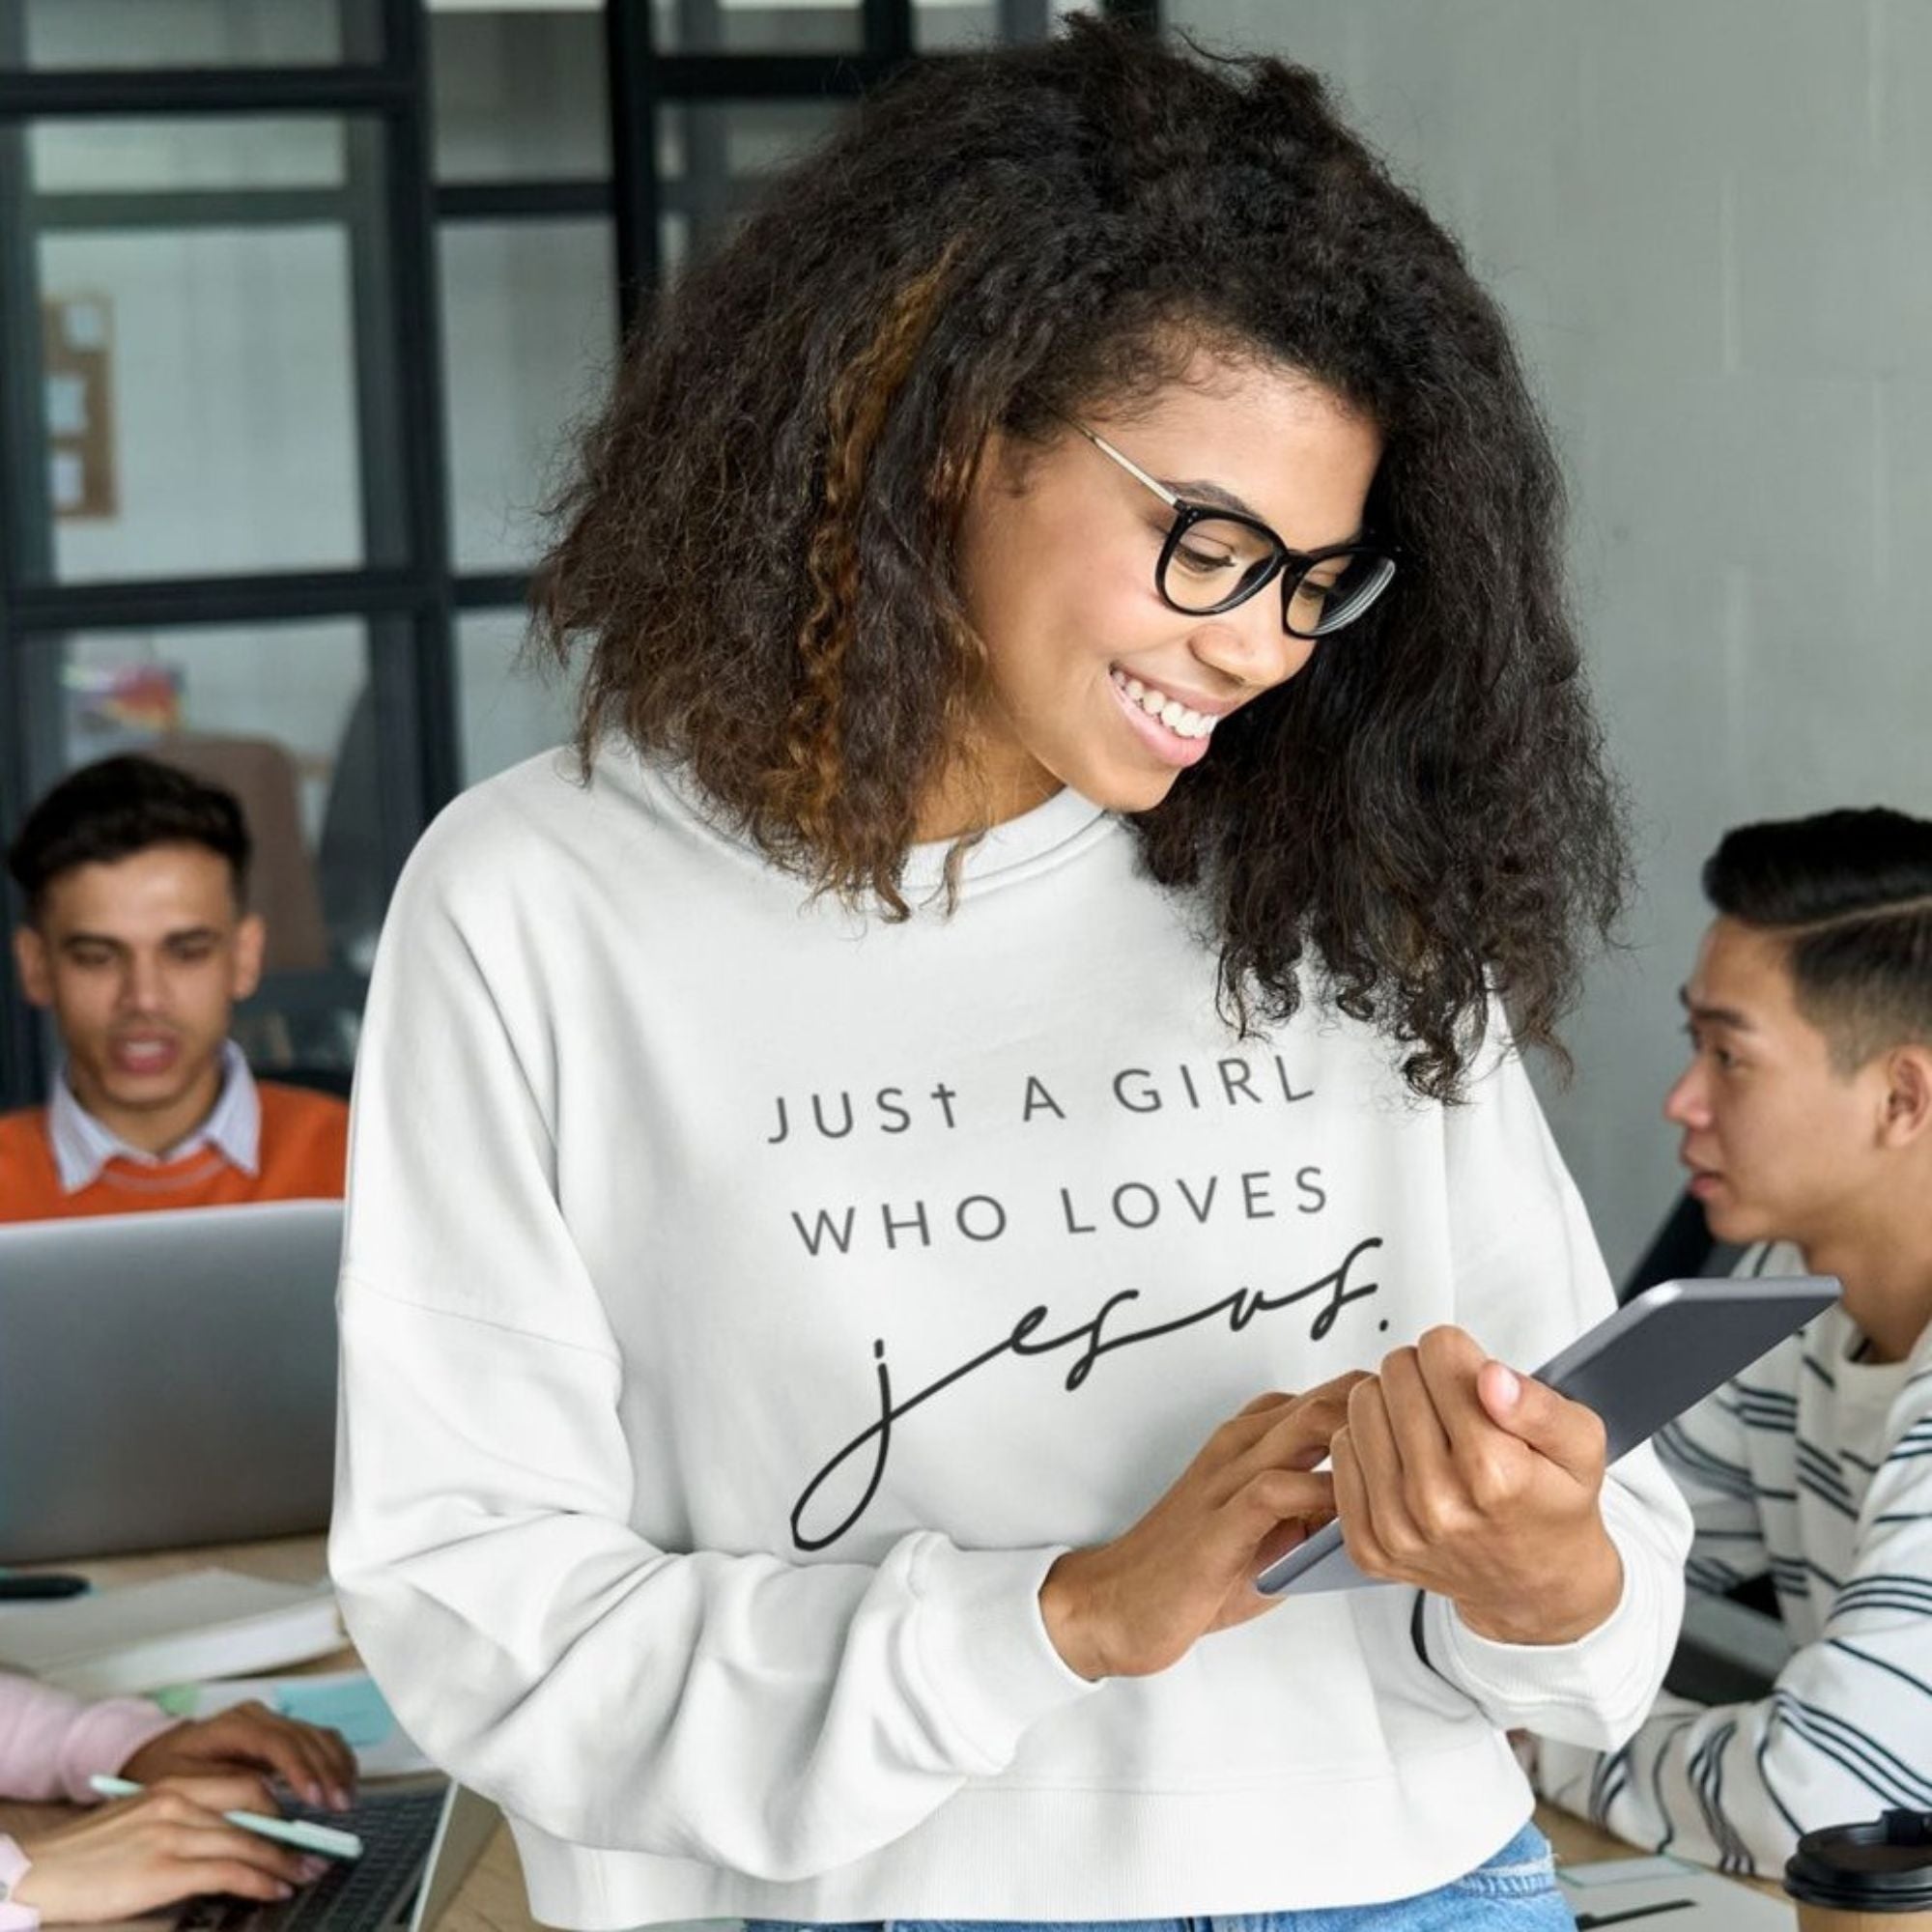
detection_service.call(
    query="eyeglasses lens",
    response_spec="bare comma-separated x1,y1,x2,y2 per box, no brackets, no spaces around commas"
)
1285,551,1397,638
1159,516,1393,638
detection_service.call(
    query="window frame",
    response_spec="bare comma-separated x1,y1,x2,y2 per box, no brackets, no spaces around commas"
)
0,0,1157,1109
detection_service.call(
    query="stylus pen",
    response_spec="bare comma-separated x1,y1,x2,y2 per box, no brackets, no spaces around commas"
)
0,1572,91,1600
89,1775,362,1861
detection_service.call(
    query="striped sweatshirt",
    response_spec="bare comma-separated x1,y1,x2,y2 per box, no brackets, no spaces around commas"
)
1536,1241,1932,1874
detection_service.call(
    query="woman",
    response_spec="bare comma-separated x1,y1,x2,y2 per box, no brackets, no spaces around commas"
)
0,1676,354,1924
331,21,1690,1929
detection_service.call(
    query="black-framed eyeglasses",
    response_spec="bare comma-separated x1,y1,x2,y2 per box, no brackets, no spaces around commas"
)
1068,421,1397,639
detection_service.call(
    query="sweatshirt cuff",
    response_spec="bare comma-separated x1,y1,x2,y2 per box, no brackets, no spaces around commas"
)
58,1698,182,1804
0,1835,38,1930
1419,1510,1666,1747
906,1537,1102,1771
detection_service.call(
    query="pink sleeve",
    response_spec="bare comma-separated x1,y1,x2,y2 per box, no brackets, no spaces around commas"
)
0,1674,180,1804
0,1833,39,1929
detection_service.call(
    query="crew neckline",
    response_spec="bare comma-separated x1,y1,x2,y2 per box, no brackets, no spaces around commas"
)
624,741,1115,900
898,782,1113,895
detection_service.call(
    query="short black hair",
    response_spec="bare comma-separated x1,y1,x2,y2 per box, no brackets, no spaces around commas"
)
6,754,252,923
1703,809,1932,1070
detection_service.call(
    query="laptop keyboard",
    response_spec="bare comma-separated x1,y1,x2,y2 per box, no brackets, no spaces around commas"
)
174,1783,447,1931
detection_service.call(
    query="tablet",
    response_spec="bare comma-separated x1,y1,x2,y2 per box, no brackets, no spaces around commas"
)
1253,1273,1839,1597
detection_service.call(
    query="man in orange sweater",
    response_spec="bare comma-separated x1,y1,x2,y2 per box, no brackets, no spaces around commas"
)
1,755,347,1222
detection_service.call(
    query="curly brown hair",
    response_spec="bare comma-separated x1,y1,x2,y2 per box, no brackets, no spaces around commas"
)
533,16,1628,1100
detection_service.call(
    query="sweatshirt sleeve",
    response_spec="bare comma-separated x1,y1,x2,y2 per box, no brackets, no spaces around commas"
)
1536,1371,1932,1876
329,804,1097,1882
1415,1027,1692,1746
0,1674,178,1805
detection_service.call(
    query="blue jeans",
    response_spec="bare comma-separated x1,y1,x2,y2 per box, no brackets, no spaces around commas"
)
746,1821,1572,1932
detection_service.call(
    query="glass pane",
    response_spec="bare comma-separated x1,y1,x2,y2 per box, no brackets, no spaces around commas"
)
0,0,375,68
429,4,610,184
17,118,390,584
651,0,861,54
440,219,616,571
26,619,391,1075
457,609,580,786
913,0,1082,50
658,100,844,263
30,116,345,194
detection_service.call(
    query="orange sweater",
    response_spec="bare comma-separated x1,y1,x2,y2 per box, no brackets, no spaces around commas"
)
0,1084,348,1223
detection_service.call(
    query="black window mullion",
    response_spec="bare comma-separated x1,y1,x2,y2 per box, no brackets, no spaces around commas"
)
651,53,902,94
453,573,534,613
864,0,915,63
376,0,454,876
606,0,663,338
0,99,51,1109
0,66,411,119
0,0,40,1107
437,180,612,224
0,639,66,1110
30,185,351,230
3,569,431,633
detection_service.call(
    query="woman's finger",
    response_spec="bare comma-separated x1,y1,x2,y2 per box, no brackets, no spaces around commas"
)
1233,1389,1296,1419
1378,1346,1457,1496
160,1815,319,1886
1243,1369,1369,1464
272,1716,357,1806
1343,1378,1421,1561
1328,1427,1390,1578
149,1772,279,1815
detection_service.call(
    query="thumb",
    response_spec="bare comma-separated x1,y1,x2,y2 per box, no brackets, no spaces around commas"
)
1477,1359,1604,1480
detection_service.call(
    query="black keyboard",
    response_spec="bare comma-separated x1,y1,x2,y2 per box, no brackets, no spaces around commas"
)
174,1783,447,1931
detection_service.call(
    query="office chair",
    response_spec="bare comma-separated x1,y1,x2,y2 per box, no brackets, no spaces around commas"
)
148,731,364,1081
1618,1188,1745,1303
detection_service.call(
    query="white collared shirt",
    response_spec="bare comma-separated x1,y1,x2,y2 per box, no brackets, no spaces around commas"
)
47,1038,262,1194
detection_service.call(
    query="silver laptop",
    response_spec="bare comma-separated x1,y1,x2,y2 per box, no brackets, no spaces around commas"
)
168,1779,497,1932
0,1200,341,1563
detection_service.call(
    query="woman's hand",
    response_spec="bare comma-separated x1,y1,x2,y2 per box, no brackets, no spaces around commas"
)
11,1776,329,1923
1330,1325,1622,1644
120,1700,357,1812
1038,1371,1365,1680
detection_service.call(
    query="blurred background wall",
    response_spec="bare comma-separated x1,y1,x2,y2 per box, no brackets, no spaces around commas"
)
1170,0,1932,1278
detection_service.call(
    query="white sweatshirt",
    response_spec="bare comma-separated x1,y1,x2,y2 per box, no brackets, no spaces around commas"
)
1537,1241,1932,1875
330,742,1690,1931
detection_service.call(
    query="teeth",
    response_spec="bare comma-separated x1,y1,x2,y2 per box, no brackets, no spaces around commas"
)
1112,668,1216,739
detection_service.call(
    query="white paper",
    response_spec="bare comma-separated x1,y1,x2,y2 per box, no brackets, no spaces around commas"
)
1556,1853,1796,1927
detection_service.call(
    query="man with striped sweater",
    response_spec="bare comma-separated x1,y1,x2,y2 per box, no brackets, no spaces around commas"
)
1536,808,1932,1874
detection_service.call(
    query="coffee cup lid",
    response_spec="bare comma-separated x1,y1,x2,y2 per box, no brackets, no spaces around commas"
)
1785,1811,1932,1912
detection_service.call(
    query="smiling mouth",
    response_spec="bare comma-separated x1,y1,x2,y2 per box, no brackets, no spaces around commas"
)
1108,667,1221,741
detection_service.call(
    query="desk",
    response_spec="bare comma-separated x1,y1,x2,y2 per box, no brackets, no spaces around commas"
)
4,1539,1785,1928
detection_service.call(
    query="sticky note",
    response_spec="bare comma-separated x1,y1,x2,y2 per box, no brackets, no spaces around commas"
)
273,1676,396,1749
